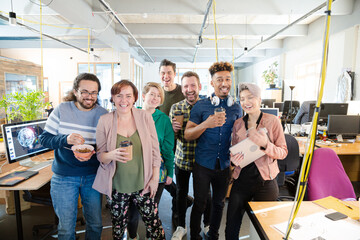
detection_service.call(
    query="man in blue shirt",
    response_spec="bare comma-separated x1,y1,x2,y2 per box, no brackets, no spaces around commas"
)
40,73,108,240
185,62,242,240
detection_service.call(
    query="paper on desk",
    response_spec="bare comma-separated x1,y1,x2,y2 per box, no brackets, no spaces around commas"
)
314,196,359,220
272,210,360,240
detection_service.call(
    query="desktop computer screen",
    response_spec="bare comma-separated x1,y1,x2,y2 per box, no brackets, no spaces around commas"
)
261,99,276,108
308,103,348,123
1,119,50,164
273,102,284,111
327,115,360,137
260,108,279,117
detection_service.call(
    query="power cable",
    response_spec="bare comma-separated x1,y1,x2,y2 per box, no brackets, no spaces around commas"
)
29,0,54,7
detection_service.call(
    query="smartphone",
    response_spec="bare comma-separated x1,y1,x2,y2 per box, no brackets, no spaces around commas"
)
325,212,348,221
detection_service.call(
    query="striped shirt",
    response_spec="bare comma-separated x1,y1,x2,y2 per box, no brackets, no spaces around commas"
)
169,99,197,171
40,102,107,176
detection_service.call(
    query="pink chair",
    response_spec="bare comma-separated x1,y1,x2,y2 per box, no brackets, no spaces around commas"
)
307,148,356,201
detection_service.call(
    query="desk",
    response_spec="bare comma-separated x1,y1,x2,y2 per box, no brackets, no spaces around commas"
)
246,201,359,240
297,137,360,181
0,151,53,240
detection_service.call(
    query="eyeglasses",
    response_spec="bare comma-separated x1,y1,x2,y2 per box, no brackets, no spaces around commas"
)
77,90,98,97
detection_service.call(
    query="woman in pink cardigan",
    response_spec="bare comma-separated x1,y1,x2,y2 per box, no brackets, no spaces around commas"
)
92,80,165,240
225,83,288,240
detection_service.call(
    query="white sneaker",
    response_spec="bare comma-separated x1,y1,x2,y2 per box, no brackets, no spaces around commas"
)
171,226,187,240
203,225,210,236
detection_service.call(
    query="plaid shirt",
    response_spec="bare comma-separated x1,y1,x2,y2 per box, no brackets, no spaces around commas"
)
169,99,197,171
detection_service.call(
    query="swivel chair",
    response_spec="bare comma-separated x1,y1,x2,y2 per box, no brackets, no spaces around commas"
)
307,148,356,201
277,134,301,201
23,184,85,239
23,183,58,239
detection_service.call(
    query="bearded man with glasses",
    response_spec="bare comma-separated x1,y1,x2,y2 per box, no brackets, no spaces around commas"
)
39,73,108,240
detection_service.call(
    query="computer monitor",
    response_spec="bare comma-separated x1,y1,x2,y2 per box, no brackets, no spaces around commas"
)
261,99,276,108
327,115,360,137
260,108,279,117
308,103,348,123
282,101,300,117
347,100,360,115
1,119,50,165
273,102,284,111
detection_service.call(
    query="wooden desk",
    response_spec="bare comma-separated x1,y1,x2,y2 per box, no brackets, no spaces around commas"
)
0,151,53,240
246,201,359,240
297,137,360,181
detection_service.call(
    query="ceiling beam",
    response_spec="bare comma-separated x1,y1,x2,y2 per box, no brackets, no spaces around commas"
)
118,24,308,37
99,0,353,15
130,38,283,49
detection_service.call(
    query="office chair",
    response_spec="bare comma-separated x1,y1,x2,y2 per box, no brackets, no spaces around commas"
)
22,183,58,239
277,134,300,201
282,100,300,120
23,183,85,240
307,148,356,201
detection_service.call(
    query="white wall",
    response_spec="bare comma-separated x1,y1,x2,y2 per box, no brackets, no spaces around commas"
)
143,61,214,84
237,2,360,104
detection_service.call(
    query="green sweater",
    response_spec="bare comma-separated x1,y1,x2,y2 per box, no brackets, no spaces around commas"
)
152,109,175,178
158,84,185,116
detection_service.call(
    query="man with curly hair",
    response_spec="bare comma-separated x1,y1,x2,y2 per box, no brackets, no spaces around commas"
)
185,62,242,240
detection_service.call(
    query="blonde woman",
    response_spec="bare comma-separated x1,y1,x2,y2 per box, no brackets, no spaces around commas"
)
127,82,174,239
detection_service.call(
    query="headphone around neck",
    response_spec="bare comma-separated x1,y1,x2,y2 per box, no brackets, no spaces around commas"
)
210,95,234,107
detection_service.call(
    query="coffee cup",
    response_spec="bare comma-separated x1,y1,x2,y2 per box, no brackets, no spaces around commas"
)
356,134,360,143
214,107,226,117
120,140,133,160
174,111,184,126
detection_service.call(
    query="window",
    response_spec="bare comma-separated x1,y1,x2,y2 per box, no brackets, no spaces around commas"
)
294,60,321,101
177,68,211,98
134,63,143,107
5,73,37,95
77,63,121,110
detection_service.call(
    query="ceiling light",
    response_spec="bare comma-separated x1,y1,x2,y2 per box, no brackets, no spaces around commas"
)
244,47,248,55
9,11,16,26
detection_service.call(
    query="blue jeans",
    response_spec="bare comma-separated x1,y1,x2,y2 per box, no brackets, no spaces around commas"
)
50,173,102,240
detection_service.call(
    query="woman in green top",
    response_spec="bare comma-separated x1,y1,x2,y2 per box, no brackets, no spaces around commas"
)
127,82,175,239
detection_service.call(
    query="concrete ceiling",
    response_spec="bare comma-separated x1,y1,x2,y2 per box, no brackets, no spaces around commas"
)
0,0,355,67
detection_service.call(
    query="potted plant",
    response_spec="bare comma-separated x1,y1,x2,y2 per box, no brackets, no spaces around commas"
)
0,89,50,123
262,61,278,88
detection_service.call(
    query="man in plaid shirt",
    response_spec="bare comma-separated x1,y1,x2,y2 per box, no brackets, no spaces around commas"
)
169,71,211,240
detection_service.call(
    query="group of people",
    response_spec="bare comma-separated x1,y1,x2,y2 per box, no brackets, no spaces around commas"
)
39,59,288,240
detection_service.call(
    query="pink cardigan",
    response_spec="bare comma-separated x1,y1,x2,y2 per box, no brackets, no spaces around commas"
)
92,107,161,198
232,113,288,180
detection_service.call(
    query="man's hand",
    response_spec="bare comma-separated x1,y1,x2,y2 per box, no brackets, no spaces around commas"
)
203,114,227,129
67,133,85,145
172,117,182,132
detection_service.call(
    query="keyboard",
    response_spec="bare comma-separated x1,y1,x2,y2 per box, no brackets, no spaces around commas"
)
27,159,54,172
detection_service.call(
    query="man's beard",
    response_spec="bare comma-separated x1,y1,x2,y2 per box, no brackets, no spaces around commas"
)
78,99,96,109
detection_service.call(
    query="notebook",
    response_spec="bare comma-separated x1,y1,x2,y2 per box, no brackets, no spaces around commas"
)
0,171,39,186
229,138,265,168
